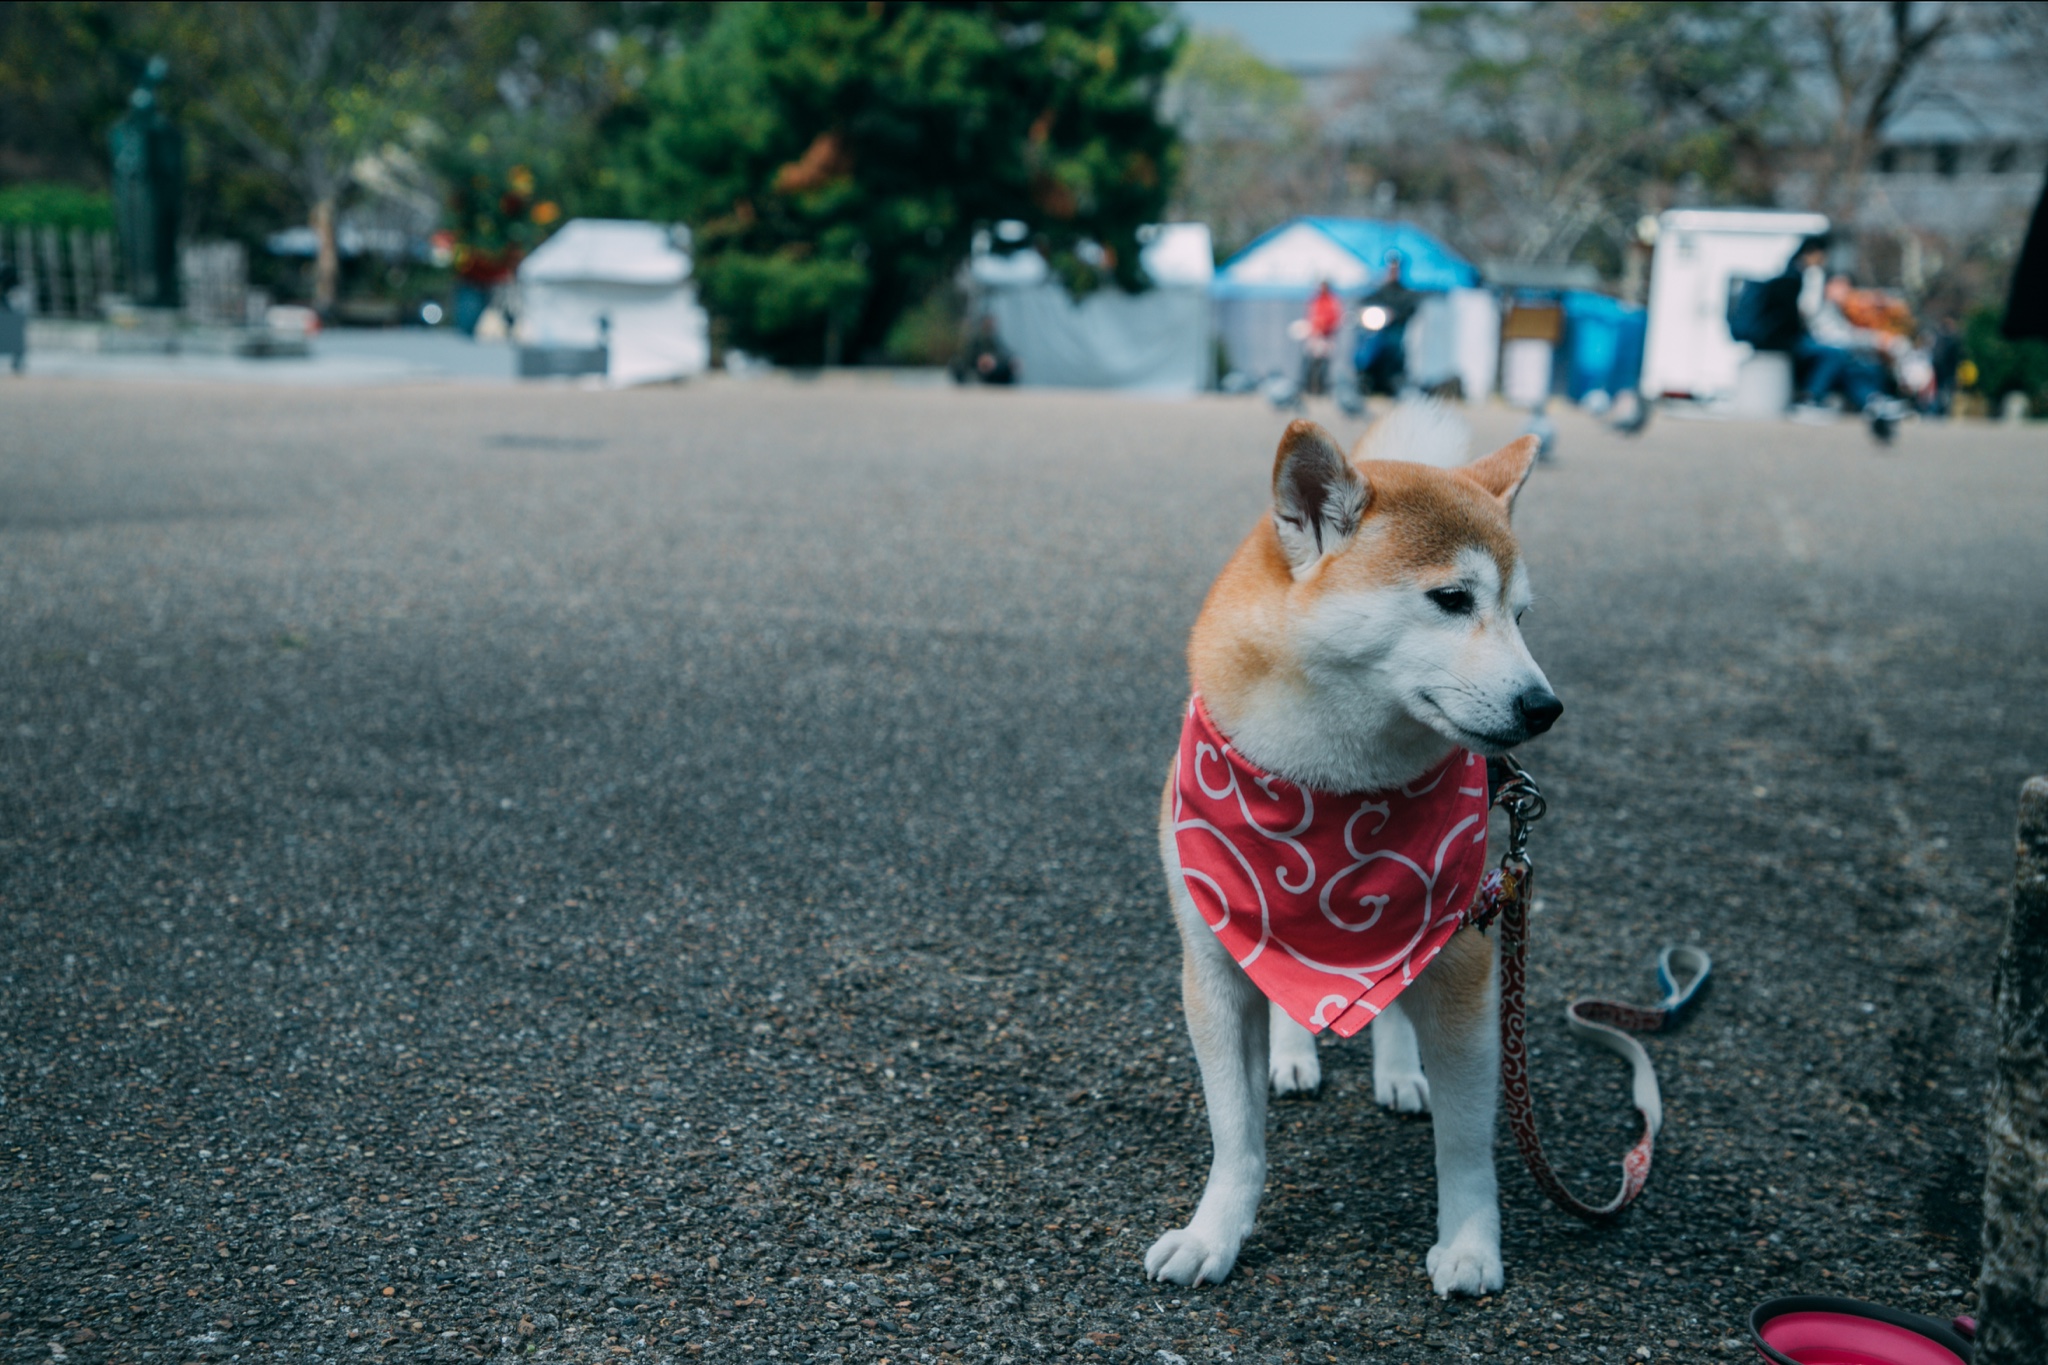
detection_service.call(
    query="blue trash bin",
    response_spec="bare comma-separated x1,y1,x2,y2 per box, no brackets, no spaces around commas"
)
453,283,491,337
1561,291,1647,402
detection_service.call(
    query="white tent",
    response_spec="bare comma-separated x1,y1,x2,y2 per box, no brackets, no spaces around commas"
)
1639,208,1830,400
516,220,710,386
1406,289,1502,402
969,224,1214,393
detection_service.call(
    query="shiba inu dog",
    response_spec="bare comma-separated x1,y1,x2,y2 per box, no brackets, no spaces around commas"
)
1143,403,1559,1297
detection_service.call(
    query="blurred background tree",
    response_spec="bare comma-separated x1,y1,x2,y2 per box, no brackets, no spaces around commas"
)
1,0,2038,380
600,1,1182,364
424,1,715,220
1779,1,1962,225
442,156,557,292
0,3,134,187
0,1,706,314
1397,1,1792,271
1161,30,1319,259
144,2,465,313
1158,2,1802,277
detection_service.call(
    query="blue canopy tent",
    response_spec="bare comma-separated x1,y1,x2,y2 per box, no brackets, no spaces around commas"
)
1212,218,1482,384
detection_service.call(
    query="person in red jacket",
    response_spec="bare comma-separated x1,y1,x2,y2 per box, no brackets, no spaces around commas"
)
1298,280,1343,395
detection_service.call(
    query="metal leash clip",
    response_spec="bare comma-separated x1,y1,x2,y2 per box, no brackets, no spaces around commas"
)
1464,754,1546,934
1489,751,1546,870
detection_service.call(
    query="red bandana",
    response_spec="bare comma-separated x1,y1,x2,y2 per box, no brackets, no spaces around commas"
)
1172,695,1489,1037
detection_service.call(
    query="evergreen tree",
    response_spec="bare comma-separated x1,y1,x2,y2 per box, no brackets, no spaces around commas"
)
604,1,1182,364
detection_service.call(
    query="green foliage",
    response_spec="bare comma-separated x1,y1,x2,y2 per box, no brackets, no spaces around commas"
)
0,2,133,189
0,182,114,229
0,2,720,305
2,1,1177,341
1964,309,2048,417
438,137,564,284
882,283,966,366
711,250,870,345
432,3,719,221
149,2,467,206
606,1,1182,364
1171,29,1301,113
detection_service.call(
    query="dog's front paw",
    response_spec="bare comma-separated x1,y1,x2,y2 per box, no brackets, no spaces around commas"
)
1373,1068,1430,1113
1425,1234,1503,1298
1144,1226,1240,1286
1269,1051,1321,1097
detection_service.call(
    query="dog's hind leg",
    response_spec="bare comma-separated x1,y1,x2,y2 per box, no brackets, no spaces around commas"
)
1145,885,1270,1285
1370,1001,1430,1112
1268,1000,1321,1095
1401,928,1503,1297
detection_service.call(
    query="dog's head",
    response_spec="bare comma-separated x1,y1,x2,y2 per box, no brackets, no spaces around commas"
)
1259,415,1560,757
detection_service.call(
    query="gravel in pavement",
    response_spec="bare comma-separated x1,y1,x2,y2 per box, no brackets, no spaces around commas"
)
3,378,2045,1365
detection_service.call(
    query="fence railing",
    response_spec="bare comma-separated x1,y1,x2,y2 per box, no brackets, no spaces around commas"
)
1,228,257,326
1,224,120,319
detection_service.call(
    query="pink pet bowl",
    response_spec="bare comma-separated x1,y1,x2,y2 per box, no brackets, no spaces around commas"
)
1750,1296,1974,1365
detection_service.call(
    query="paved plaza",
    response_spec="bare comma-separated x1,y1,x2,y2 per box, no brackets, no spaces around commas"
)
3,376,2046,1364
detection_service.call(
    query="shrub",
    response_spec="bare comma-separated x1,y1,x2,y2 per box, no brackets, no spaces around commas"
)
0,183,116,231
881,285,965,366
1963,309,2048,418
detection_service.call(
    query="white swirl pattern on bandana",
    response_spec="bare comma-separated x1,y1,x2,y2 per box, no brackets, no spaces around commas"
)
1172,696,1489,1037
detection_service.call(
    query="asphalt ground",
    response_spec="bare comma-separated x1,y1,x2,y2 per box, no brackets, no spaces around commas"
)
3,377,2045,1365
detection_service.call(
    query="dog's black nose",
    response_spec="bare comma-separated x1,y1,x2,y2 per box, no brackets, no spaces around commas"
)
1514,688,1563,736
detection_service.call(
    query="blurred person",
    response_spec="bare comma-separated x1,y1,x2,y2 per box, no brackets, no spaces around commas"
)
1805,273,1927,423
1838,279,1915,339
1739,235,1901,443
1354,253,1422,397
1729,234,1823,353
1833,275,1939,408
1926,314,1964,416
1806,273,1895,364
1295,279,1343,396
952,313,1017,385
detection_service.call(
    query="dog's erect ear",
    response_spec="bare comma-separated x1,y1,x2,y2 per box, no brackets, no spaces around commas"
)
1272,419,1367,571
1460,435,1538,513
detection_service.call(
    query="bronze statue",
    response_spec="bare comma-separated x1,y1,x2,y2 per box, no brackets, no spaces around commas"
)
110,56,184,310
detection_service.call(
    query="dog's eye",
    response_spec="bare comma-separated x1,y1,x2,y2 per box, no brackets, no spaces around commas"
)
1426,587,1474,616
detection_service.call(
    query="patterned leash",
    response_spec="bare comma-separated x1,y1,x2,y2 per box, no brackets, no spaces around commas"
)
1465,755,1712,1223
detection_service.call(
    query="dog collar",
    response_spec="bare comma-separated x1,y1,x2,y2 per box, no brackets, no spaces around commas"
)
1172,695,1488,1037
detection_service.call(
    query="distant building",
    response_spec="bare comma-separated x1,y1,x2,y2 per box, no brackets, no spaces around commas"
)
1854,40,2048,289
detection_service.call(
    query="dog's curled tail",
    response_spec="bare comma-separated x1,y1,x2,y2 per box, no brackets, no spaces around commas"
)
1354,399,1472,470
